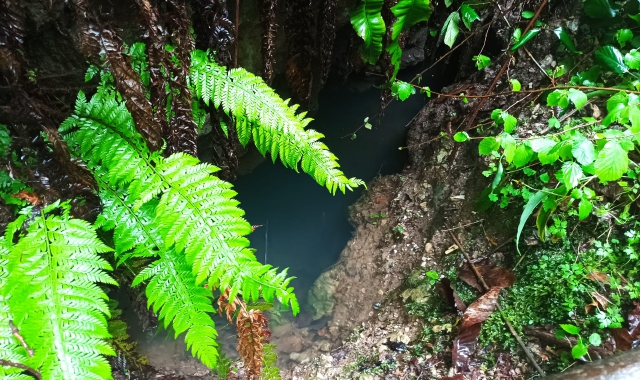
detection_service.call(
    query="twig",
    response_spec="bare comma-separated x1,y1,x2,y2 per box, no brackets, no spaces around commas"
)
442,220,485,232
10,321,34,357
447,229,546,376
524,47,554,84
409,23,492,85
0,359,42,380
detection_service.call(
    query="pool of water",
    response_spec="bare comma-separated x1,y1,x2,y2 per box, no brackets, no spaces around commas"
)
233,68,447,305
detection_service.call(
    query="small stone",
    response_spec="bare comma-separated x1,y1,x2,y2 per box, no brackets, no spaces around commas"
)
378,289,384,295
425,243,433,253
373,302,381,310
319,341,331,352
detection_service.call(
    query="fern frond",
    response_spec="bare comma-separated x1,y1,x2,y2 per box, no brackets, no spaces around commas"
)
0,237,31,379
61,92,299,313
132,251,219,368
1,202,116,380
190,50,365,194
96,180,219,368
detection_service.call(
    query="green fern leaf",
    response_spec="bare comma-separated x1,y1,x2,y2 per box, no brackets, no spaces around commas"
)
1,202,116,380
61,91,299,311
190,51,365,194
349,0,386,64
96,181,220,368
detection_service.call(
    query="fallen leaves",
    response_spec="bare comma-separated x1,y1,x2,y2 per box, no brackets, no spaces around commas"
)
457,264,516,291
437,263,519,377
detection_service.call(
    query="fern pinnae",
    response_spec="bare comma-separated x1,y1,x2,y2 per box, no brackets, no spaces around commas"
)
2,202,116,380
96,181,220,368
190,50,365,194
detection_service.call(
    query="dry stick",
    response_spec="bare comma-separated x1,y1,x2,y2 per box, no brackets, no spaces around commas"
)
0,359,42,380
447,229,546,376
10,321,34,357
409,23,492,85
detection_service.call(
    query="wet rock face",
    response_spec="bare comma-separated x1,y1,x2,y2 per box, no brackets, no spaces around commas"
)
546,348,640,380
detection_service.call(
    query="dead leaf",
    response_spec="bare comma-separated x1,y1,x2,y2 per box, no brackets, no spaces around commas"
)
457,264,516,291
587,271,609,283
590,291,610,310
461,287,502,328
609,328,632,352
12,190,40,206
440,375,465,380
585,300,598,315
453,287,502,374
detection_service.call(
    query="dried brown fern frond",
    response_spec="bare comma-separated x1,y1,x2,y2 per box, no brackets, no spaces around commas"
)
218,289,271,380
163,0,199,156
258,0,278,85
73,0,164,151
192,0,235,66
0,0,25,86
315,0,337,86
283,0,315,106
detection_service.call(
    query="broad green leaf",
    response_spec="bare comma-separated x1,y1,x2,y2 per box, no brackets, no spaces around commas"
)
579,199,593,220
624,50,640,70
584,0,617,19
589,333,602,347
630,13,640,25
388,0,432,79
513,144,534,168
492,160,504,190
479,137,500,155
444,0,452,6
630,106,640,133
510,28,540,51
547,90,570,109
572,138,596,165
572,340,589,359
473,54,491,70
510,79,522,92
522,10,535,19
568,89,588,110
391,80,415,101
560,324,580,335
595,141,628,182
442,12,460,48
554,27,581,54
389,0,432,40
530,138,557,153
595,46,628,74
516,190,546,254
460,4,479,30
512,28,522,43
454,131,469,142
500,133,516,163
562,161,583,188
350,0,386,64
504,114,518,133
616,29,634,48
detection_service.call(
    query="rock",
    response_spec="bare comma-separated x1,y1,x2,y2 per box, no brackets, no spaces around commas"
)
308,272,339,320
318,340,331,352
290,350,313,364
278,334,304,353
